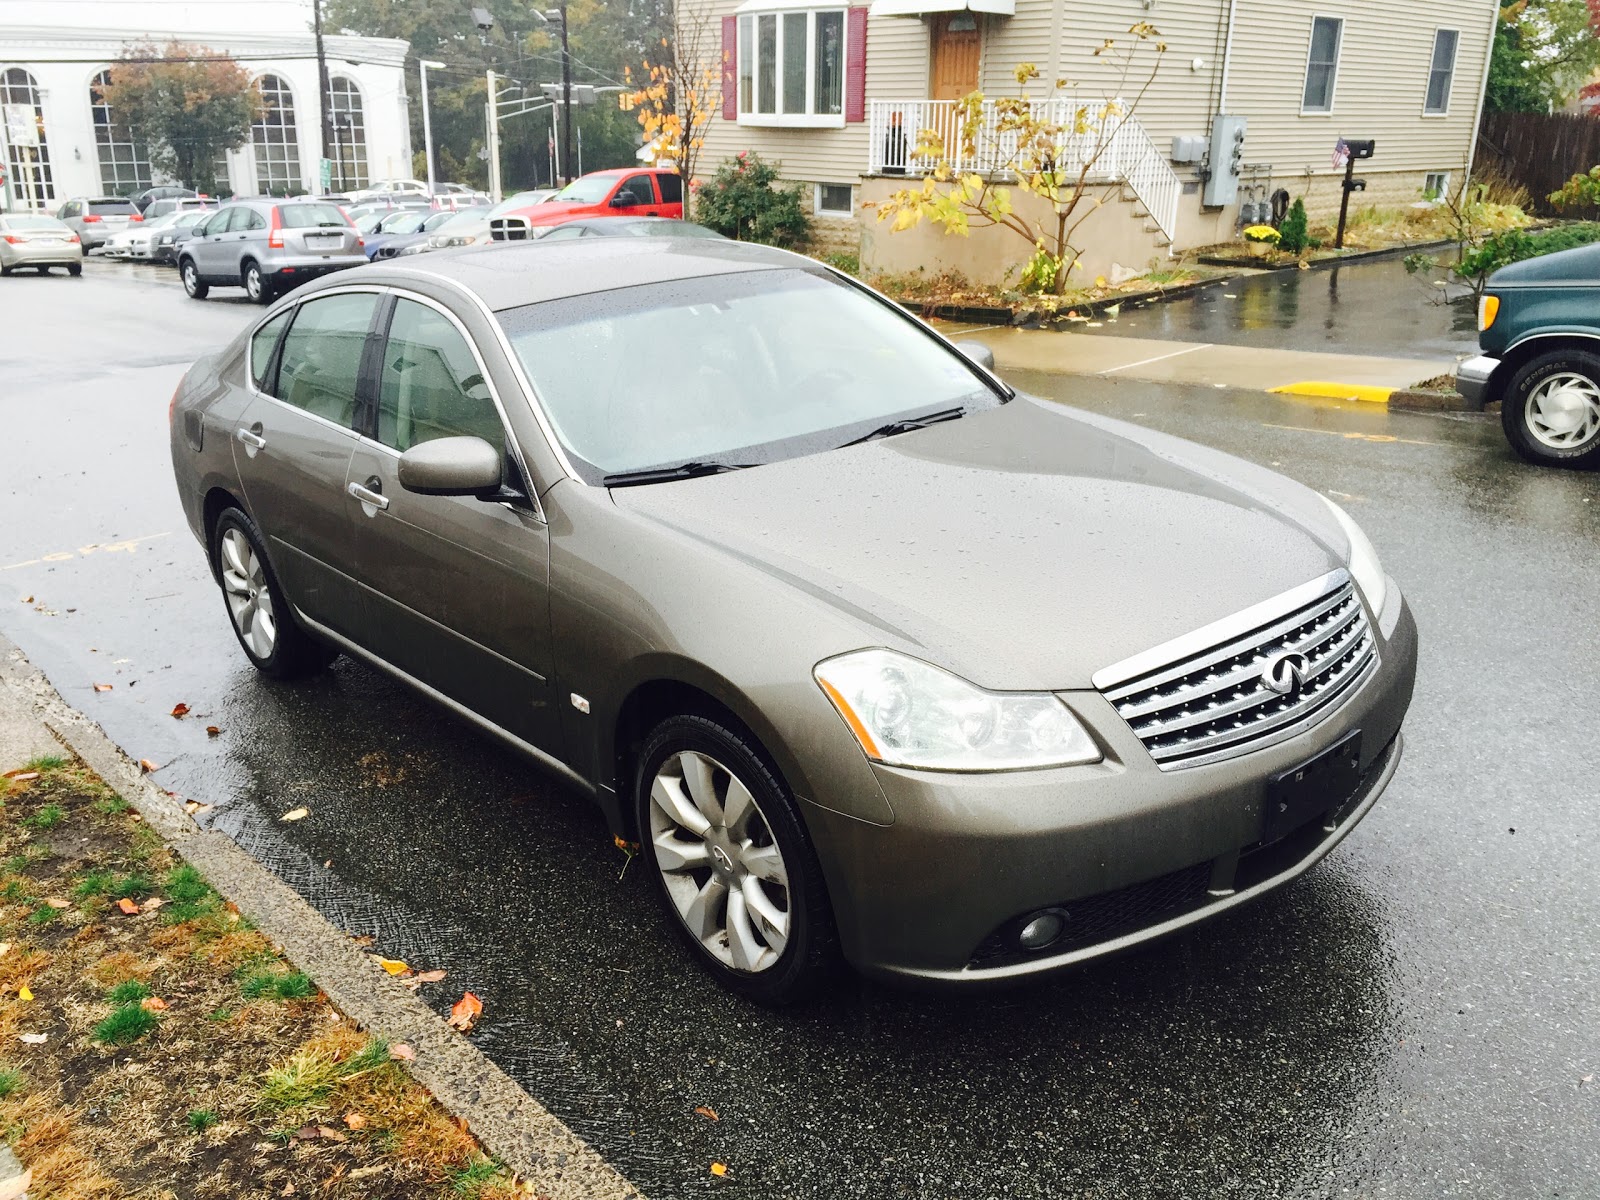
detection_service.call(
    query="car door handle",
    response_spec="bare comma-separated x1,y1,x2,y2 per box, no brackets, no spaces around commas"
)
347,481,389,511
236,427,266,450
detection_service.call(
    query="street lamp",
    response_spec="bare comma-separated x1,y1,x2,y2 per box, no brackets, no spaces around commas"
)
419,59,446,196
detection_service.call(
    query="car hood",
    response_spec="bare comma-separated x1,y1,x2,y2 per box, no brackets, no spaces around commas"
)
1490,241,1600,286
609,397,1349,690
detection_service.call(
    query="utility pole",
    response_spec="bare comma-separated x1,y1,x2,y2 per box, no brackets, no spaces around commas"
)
558,2,574,184
485,69,503,202
313,0,334,193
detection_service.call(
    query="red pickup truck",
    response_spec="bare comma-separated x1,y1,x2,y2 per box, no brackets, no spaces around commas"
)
489,168,685,241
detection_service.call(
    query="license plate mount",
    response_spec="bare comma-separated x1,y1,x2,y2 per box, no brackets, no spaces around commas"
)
1262,731,1361,843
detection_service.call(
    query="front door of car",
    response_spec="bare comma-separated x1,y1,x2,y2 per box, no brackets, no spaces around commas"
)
226,207,268,280
345,295,557,750
189,208,235,276
613,174,662,216
230,290,380,641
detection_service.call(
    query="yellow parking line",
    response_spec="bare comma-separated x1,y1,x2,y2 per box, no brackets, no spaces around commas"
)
1269,381,1394,404
1261,423,1445,447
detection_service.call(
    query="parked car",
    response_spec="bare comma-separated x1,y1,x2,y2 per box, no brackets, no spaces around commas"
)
144,196,219,221
350,178,429,204
347,196,432,223
130,185,197,212
534,216,724,241
152,210,213,265
421,191,548,251
0,212,83,275
430,191,492,212
101,210,192,261
56,196,141,251
168,239,1417,1001
489,169,683,240
361,209,433,260
178,199,366,304
1455,243,1600,469
373,208,481,260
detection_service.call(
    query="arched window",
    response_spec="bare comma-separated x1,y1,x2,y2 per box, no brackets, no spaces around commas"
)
326,76,368,191
2,67,54,207
252,74,302,195
90,69,153,196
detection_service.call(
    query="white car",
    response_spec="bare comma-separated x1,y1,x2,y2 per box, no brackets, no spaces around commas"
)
349,178,430,203
101,210,188,261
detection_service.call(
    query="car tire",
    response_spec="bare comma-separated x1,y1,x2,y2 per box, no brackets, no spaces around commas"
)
67,263,82,277
633,713,837,1004
1502,348,1600,469
210,508,338,680
0,265,11,277
180,258,208,300
243,259,271,304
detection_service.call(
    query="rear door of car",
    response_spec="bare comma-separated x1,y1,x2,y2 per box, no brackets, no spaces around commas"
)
343,292,557,749
230,289,383,640
653,171,684,218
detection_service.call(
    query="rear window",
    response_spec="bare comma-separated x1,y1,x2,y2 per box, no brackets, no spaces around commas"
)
278,204,348,229
4,215,62,230
89,200,136,215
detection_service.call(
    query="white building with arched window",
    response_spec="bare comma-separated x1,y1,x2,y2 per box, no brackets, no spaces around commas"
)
0,0,411,211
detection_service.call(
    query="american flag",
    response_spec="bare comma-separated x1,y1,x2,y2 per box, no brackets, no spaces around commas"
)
1332,138,1351,170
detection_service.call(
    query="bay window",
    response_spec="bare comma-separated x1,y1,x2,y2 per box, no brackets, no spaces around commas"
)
736,5,847,125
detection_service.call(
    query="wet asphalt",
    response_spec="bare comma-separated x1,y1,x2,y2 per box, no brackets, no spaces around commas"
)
1084,252,1480,362
1,258,1596,1198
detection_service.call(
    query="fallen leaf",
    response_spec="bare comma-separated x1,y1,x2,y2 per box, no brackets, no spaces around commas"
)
280,807,309,822
710,1162,730,1178
351,934,374,947
281,1180,297,1195
414,969,447,984
170,703,190,718
378,958,409,976
21,597,31,604
316,1125,348,1143
0,944,11,958
447,991,483,1032
2,770,39,781
343,1111,368,1130
1583,1074,1595,1085
140,996,168,1011
44,898,70,909
93,683,112,692
19,1033,47,1045
139,759,159,773
695,1105,719,1121
205,725,222,737
183,801,213,816
142,897,164,911
116,898,141,915
388,1043,415,1062
295,1123,321,1141
0,1169,30,1200
17,986,32,1002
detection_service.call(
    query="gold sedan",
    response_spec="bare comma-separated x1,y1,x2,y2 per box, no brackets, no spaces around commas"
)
0,212,84,277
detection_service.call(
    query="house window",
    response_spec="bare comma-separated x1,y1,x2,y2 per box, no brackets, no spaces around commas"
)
1,68,55,207
1425,29,1459,115
737,7,847,125
1423,171,1450,201
1301,16,1342,113
326,76,369,191
90,70,153,197
253,75,303,196
816,182,852,215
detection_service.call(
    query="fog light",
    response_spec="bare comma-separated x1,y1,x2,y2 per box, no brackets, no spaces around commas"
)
1018,911,1064,950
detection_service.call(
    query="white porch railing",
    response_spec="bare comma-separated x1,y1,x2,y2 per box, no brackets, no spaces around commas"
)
866,97,1181,245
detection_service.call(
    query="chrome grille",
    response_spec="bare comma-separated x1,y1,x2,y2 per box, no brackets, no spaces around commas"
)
489,216,530,241
1095,571,1377,770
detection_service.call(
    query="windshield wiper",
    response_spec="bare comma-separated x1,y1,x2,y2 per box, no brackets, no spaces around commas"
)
839,406,966,448
601,460,751,487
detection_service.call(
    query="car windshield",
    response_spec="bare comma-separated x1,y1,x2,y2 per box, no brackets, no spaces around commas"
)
279,203,348,229
378,211,425,233
142,212,182,230
553,176,616,204
487,192,545,218
496,267,1003,482
174,212,206,228
89,200,137,215
353,212,387,233
427,208,480,231
4,215,64,230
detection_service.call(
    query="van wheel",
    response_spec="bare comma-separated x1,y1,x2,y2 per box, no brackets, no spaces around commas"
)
1502,349,1600,469
243,260,271,304
210,508,337,679
181,258,209,299
634,714,837,1004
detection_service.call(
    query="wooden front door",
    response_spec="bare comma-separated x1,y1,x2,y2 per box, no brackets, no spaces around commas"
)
930,13,981,101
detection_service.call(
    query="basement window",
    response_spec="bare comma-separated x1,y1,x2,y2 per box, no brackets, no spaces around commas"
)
816,183,853,216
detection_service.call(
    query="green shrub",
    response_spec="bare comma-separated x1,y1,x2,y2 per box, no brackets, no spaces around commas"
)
1456,221,1600,283
95,1002,159,1046
822,250,860,276
1278,198,1319,255
108,979,152,1004
186,1109,219,1132
694,152,811,249
1550,166,1600,212
241,969,315,1001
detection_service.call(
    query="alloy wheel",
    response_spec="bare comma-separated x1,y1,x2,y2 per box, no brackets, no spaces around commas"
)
245,264,262,301
648,750,792,973
1526,371,1600,450
182,263,198,294
219,528,277,659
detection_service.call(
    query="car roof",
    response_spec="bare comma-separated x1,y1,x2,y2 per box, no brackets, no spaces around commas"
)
358,238,804,311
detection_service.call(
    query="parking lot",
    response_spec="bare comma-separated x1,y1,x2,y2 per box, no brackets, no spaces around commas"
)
1,258,1597,1197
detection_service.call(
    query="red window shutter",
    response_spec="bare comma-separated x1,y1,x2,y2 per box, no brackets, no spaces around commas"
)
845,7,868,122
722,15,738,121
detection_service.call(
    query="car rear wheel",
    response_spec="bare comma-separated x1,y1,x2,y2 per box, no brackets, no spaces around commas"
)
634,714,836,1003
181,258,208,300
243,260,271,304
67,264,82,277
211,508,337,679
1503,349,1600,469
0,265,11,277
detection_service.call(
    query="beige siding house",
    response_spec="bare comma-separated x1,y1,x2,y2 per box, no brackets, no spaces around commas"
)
688,0,1500,280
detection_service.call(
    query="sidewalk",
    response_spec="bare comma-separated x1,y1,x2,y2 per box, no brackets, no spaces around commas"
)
945,326,1453,401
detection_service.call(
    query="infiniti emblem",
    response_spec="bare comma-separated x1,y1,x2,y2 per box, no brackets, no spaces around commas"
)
710,845,735,872
1261,651,1310,697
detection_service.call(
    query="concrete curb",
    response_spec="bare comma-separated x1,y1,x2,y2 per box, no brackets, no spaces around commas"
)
0,631,642,1200
897,274,1234,327
1387,387,1474,412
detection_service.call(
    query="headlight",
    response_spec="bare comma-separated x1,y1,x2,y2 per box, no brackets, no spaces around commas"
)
814,649,1102,772
397,243,427,255
1319,495,1388,615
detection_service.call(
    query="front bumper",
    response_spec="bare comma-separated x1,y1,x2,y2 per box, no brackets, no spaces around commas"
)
806,587,1418,986
1454,354,1499,410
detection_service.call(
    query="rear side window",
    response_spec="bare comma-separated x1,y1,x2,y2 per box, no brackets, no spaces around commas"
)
656,173,682,204
376,299,504,454
89,200,136,215
239,209,267,232
249,309,294,394
279,203,349,229
274,293,379,427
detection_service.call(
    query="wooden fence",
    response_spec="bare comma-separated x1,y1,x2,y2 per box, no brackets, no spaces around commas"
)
1476,111,1600,218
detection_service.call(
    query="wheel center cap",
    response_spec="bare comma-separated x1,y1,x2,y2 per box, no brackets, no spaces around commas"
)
710,844,735,874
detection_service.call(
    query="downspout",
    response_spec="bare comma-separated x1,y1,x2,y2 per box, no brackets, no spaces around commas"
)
1217,0,1239,113
1463,0,1502,193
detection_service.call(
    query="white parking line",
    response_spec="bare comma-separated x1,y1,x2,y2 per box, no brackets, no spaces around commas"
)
1098,343,1213,375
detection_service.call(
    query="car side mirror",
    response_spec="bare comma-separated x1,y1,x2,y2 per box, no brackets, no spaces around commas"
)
610,193,633,208
397,436,503,497
953,340,996,372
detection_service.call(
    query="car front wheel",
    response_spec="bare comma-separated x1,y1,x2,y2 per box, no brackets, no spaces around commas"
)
1503,348,1600,469
181,258,208,300
634,713,836,1003
211,508,337,679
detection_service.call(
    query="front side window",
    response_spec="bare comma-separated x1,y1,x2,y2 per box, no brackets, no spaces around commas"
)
250,309,294,393
617,175,658,205
275,293,378,426
377,300,504,454
1301,16,1342,113
737,8,845,121
1425,29,1459,114
496,268,1003,482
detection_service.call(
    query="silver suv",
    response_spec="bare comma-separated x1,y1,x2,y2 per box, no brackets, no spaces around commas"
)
56,196,140,251
178,199,366,304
